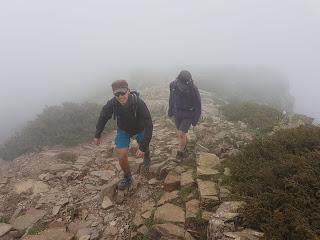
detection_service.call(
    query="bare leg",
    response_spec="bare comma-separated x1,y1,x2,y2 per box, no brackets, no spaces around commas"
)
116,148,131,176
177,130,188,151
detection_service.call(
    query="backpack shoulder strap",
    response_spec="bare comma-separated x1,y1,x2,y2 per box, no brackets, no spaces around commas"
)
112,92,140,120
112,97,117,120
131,92,139,118
170,80,177,91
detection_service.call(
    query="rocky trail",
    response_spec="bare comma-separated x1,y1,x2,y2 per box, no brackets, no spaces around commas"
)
0,87,264,240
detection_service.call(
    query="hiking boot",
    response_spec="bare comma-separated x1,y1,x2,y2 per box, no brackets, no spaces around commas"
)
117,175,133,190
174,151,184,163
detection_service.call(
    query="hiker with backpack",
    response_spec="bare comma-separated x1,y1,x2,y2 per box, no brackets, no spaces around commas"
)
94,80,153,190
168,70,201,163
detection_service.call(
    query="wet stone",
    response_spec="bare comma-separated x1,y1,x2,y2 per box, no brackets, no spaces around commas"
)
181,170,195,187
197,180,219,197
137,225,148,236
141,199,155,213
22,228,74,240
197,180,219,209
11,208,46,231
149,223,185,239
141,210,152,219
14,180,34,194
154,203,185,223
197,167,219,177
186,199,200,222
52,205,62,216
0,223,12,237
197,153,221,177
133,212,143,227
164,171,180,192
101,196,113,210
158,190,179,206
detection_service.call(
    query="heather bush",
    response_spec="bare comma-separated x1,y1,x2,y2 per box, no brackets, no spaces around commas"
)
0,102,115,160
228,125,320,239
221,101,282,133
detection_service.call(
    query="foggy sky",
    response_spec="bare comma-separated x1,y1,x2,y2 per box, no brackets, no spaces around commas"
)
1,0,320,142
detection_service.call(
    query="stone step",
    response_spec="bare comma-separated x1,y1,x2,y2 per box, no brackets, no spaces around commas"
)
154,203,185,223
163,171,181,192
197,152,221,178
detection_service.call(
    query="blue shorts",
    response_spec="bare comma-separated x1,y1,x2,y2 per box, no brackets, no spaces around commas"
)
115,128,145,149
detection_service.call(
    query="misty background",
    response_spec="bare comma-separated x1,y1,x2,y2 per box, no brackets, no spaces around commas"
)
1,0,320,143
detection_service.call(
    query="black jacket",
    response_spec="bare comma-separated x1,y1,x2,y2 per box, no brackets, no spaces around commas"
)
168,80,201,126
95,94,153,152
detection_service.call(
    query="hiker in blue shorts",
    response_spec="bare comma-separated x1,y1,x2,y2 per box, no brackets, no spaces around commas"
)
94,80,153,190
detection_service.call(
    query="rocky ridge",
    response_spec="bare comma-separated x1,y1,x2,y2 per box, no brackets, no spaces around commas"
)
0,86,266,239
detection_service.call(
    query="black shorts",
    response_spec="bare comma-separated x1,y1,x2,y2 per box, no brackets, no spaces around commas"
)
175,116,192,133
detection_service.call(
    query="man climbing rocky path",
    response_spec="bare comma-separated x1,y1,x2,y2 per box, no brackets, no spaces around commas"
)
0,86,264,239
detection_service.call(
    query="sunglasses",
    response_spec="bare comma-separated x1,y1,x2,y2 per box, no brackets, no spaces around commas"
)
114,90,128,97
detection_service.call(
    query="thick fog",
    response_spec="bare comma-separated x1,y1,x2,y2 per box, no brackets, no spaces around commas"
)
1,0,320,142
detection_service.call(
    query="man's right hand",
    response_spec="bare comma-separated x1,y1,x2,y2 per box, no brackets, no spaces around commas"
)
93,138,101,145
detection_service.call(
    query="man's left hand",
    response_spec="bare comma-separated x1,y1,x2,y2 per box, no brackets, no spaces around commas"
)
136,149,145,158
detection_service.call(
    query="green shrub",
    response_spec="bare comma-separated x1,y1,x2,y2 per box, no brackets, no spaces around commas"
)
228,125,320,239
221,101,282,133
0,102,115,160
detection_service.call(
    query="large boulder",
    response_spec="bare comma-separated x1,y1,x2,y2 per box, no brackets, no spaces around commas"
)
197,153,221,177
163,171,180,192
154,203,185,223
197,180,219,209
0,223,12,237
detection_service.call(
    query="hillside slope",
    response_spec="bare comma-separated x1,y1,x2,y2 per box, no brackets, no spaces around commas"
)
0,85,316,240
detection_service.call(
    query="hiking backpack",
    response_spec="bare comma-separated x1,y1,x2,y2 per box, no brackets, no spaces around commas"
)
112,91,140,120
170,80,196,111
